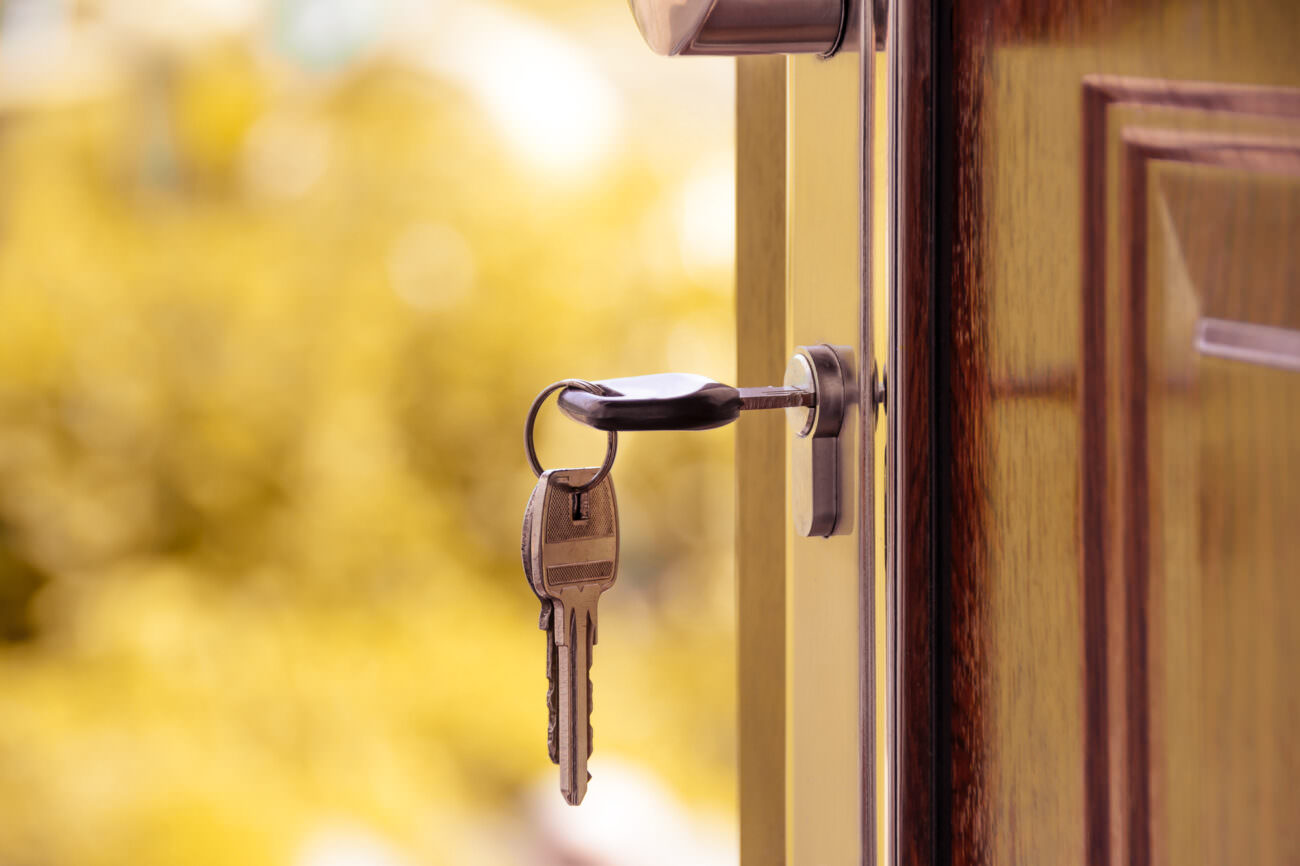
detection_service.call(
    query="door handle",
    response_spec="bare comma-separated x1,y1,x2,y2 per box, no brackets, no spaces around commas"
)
552,345,858,536
628,0,858,57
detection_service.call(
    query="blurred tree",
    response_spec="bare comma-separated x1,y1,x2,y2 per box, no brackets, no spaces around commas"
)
0,5,736,865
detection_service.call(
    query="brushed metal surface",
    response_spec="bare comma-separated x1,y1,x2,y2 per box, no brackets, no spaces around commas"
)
628,0,859,56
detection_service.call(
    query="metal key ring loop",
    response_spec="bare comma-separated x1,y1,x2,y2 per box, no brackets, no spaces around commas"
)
524,379,618,492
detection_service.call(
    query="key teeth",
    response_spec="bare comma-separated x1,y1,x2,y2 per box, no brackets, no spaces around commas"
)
545,628,559,765
587,627,594,758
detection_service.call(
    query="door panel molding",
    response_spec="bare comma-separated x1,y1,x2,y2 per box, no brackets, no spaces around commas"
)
1080,77,1300,866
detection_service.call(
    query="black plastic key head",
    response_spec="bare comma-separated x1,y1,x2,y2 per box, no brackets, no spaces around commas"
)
556,374,743,431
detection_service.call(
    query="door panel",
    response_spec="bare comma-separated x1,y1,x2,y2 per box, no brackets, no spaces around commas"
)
1131,148,1300,866
736,55,788,866
736,39,887,866
894,0,1300,864
787,50,865,866
1087,77,1300,866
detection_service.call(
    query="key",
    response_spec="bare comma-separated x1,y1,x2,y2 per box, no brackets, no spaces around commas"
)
556,372,813,431
521,475,561,765
522,466,619,805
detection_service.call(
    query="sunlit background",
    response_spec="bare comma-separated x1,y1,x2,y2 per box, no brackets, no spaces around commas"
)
0,1,738,863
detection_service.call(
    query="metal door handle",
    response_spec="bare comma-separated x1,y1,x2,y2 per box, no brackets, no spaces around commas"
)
628,0,859,57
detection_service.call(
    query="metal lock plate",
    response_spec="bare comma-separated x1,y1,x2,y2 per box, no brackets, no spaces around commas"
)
784,344,854,537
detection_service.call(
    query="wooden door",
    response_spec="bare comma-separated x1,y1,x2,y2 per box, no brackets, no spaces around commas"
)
890,0,1300,864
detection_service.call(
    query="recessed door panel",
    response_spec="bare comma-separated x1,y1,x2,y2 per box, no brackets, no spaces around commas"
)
894,1,1300,864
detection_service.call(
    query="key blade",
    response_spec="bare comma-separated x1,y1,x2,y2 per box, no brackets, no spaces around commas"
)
736,385,815,411
525,474,567,768
546,621,560,765
535,467,616,805
556,595,595,805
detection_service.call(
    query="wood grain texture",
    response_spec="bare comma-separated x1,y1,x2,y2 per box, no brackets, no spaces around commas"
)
1083,80,1300,866
914,1,1300,865
939,4,996,865
1118,129,1300,866
888,0,936,862
735,55,786,866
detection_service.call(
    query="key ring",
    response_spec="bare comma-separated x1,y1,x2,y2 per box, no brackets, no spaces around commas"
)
525,379,618,492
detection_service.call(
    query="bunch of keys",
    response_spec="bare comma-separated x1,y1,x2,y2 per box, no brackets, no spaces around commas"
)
521,380,620,806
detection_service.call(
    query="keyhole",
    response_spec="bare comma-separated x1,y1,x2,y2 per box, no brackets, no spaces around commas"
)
571,491,590,521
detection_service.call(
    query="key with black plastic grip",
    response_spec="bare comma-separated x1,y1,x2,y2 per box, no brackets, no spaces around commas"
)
556,373,813,432
523,466,620,806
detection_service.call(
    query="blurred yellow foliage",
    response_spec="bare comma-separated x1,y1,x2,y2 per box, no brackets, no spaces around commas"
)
0,19,735,866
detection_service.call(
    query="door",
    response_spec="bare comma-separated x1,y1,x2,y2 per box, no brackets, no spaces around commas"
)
635,0,1298,863
891,0,1300,864
736,48,889,866
619,6,888,860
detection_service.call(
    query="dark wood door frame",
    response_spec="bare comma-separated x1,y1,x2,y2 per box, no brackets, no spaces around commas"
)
888,0,941,864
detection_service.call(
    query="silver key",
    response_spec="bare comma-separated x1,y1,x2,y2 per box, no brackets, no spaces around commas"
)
521,476,561,765
522,466,619,805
